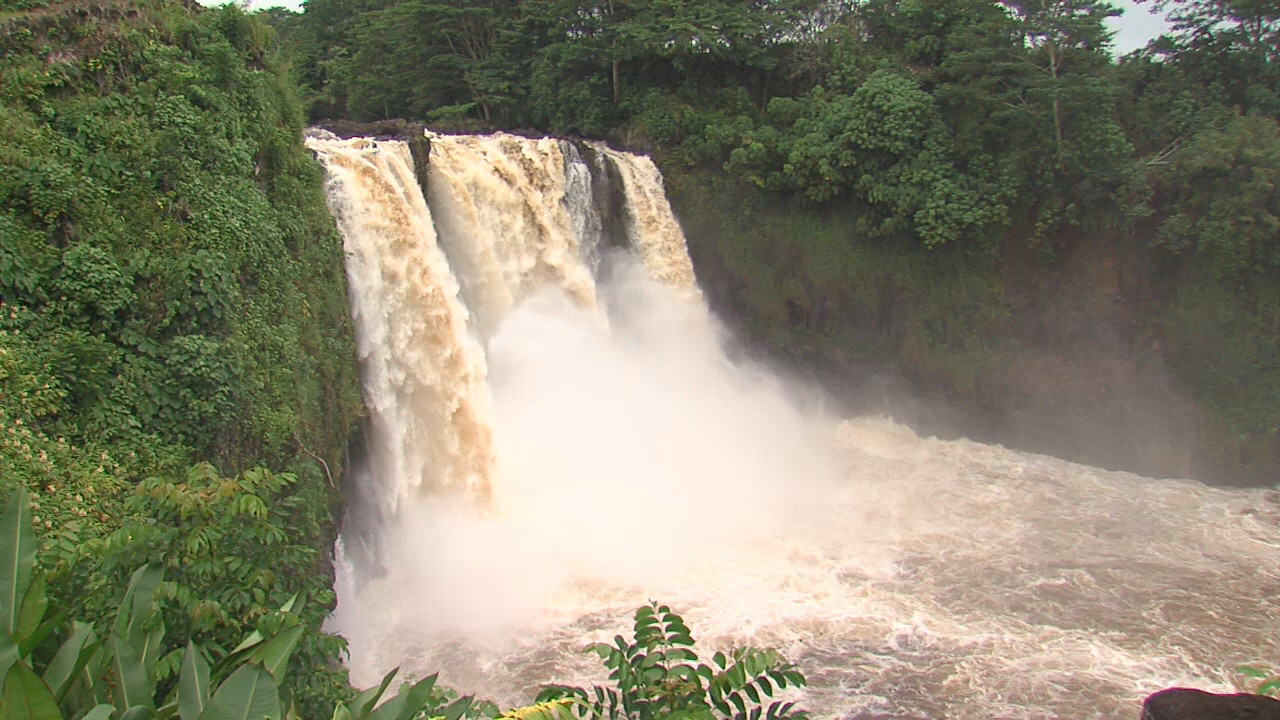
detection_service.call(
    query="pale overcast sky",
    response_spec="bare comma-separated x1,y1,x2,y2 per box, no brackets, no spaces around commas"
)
205,0,1172,55
1108,0,1173,53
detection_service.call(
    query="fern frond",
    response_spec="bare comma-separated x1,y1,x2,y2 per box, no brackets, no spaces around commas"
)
500,698,582,720
556,603,809,720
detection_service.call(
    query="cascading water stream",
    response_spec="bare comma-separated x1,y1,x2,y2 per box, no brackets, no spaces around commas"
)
424,134,601,340
589,143,699,294
308,130,1280,720
304,132,493,514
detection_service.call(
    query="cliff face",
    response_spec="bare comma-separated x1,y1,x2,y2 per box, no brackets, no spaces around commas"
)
1,0,363,480
0,5,366,709
668,174,1275,486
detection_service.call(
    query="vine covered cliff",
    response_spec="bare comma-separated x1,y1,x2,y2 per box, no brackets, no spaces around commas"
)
0,0,364,709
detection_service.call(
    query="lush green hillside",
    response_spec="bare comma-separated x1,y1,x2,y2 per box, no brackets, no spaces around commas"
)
0,0,363,709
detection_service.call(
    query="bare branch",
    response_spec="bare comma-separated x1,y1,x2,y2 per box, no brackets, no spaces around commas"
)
294,433,336,489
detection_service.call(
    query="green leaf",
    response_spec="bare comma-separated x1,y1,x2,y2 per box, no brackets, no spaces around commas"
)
0,662,61,720
141,621,164,678
0,636,15,694
42,621,96,702
438,695,474,720
247,624,303,684
0,488,36,638
331,702,352,720
352,668,398,720
111,633,156,712
364,692,405,720
123,706,158,720
79,643,111,707
14,572,47,647
709,684,725,712
81,704,117,720
667,710,714,720
180,641,211,720
756,676,772,696
218,593,302,674
114,565,164,647
198,665,281,720
385,673,438,720
19,610,67,657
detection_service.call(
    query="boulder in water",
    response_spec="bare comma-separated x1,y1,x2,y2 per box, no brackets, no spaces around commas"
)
1141,688,1280,720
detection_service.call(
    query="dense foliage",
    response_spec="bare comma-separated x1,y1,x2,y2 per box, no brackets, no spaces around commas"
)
0,0,1273,714
276,0,1277,482
0,0,364,712
1,0,361,479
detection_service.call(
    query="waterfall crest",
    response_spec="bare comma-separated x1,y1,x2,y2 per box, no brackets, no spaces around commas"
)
590,143,699,293
425,134,601,339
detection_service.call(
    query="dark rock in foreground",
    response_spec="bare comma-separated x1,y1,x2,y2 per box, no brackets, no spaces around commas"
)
1142,688,1280,720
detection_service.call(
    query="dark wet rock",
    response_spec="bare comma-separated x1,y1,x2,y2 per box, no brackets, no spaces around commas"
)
314,119,431,192
575,141,631,252
1141,688,1280,720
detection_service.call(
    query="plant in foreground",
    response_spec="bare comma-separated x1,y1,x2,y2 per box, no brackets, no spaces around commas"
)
0,486,485,720
1235,664,1280,697
538,602,809,720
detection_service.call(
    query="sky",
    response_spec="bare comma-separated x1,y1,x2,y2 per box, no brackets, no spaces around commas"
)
202,0,1173,55
1107,0,1173,53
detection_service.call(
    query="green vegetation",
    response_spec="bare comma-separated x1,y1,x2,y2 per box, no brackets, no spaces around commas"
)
1236,664,1280,697
0,0,1274,714
539,602,808,720
0,0,361,480
0,0,363,712
273,0,1277,482
4,0,821,714
0,488,809,720
0,487,492,720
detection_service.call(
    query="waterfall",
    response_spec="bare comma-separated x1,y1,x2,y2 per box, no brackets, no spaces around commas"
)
307,130,698,508
423,134,600,339
308,130,1280,720
589,143,699,294
305,133,493,513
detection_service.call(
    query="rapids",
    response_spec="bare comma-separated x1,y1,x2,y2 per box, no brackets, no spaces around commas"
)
305,130,1280,719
